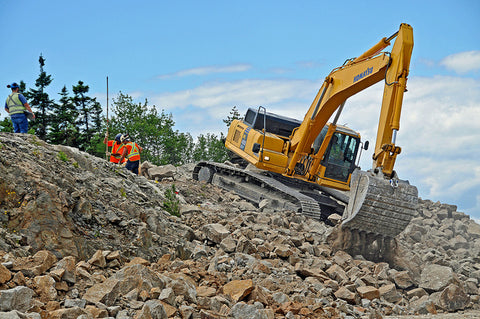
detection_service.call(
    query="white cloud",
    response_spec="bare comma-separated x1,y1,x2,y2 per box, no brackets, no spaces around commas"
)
129,91,145,99
440,51,480,74
417,57,435,68
157,64,252,79
150,78,317,117
266,67,291,75
296,61,323,69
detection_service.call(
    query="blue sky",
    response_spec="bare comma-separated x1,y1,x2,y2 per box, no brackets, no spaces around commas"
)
1,0,479,222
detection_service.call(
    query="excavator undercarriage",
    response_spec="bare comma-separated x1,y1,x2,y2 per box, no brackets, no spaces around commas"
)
193,160,418,240
193,161,341,221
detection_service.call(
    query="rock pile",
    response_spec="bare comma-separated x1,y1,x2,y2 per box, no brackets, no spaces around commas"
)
0,132,479,318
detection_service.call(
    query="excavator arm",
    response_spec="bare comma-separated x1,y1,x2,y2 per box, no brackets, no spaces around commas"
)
288,23,414,178
372,24,413,176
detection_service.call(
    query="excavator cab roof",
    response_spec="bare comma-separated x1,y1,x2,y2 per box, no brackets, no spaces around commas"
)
244,107,361,141
244,107,302,138
333,123,361,138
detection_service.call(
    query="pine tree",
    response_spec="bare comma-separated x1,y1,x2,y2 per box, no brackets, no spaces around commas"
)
72,81,102,151
0,117,13,132
26,54,55,140
90,100,103,133
193,134,208,161
84,99,104,157
223,106,242,127
48,86,78,145
19,81,27,93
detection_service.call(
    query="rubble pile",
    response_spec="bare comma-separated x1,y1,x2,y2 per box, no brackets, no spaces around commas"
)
0,132,479,319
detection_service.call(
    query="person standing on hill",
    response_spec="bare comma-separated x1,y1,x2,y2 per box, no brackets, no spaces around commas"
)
103,133,127,164
4,82,35,133
118,134,143,175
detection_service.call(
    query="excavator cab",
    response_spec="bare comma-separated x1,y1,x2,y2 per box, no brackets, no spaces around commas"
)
228,107,363,190
320,129,360,183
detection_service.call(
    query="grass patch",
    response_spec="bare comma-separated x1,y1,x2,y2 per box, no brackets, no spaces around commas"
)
57,151,69,162
163,184,180,217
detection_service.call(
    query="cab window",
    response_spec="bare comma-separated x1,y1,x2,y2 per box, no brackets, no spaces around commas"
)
323,132,359,182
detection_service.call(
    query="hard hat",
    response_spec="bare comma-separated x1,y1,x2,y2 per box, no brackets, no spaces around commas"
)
7,82,19,89
115,133,122,143
120,134,130,143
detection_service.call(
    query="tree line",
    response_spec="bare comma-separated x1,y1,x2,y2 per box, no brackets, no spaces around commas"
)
1,55,242,166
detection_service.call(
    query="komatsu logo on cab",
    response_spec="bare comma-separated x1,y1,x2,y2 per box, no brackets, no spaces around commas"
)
353,67,373,83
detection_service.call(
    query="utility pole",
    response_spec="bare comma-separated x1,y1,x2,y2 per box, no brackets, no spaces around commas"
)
105,76,109,161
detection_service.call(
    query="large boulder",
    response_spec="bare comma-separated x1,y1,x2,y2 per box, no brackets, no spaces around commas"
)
201,223,230,244
436,284,469,312
83,264,166,306
0,286,34,312
420,264,459,292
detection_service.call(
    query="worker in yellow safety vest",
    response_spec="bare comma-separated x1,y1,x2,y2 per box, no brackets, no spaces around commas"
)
4,82,35,133
118,134,143,175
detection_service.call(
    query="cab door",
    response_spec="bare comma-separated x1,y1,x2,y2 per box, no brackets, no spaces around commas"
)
322,132,359,182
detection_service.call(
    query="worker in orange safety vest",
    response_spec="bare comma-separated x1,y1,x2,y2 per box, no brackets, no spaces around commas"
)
103,133,127,164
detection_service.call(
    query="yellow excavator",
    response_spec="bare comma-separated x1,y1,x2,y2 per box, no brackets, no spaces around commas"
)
194,23,418,240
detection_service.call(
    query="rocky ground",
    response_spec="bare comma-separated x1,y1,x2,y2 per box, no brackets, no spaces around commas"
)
0,132,479,319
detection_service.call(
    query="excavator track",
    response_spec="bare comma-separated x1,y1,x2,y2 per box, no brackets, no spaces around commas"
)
193,161,343,221
193,162,418,240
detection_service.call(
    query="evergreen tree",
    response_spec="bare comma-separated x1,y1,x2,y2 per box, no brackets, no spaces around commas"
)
193,134,208,161
72,81,102,151
48,86,78,145
90,100,103,133
84,99,104,157
26,54,55,139
0,117,13,132
19,81,27,93
223,105,242,127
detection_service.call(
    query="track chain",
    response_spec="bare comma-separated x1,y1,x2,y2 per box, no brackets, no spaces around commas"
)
193,161,323,220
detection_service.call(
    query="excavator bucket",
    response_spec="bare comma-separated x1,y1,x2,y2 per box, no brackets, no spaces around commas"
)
342,169,418,238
